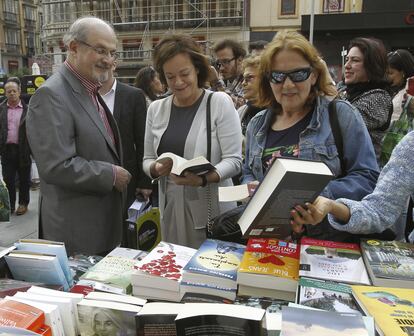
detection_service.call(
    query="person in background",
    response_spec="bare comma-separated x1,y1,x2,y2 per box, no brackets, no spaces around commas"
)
342,37,392,161
143,34,242,249
387,49,414,122
291,131,414,242
27,17,131,256
248,40,268,56
242,30,379,242
0,77,31,215
237,56,263,137
99,62,152,247
213,39,247,109
134,66,165,108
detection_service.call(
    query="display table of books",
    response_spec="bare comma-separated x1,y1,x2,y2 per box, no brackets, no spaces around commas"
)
0,237,414,336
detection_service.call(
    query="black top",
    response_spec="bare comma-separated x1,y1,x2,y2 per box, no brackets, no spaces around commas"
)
262,111,313,173
157,91,205,157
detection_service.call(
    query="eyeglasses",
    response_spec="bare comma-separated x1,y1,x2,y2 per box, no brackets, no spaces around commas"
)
268,67,312,84
76,39,119,60
216,57,236,68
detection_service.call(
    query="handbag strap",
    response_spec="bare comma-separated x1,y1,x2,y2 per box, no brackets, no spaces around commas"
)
328,99,346,177
406,197,414,242
206,92,214,234
206,92,213,161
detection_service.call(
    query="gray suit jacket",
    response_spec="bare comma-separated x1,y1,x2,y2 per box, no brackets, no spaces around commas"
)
27,64,124,256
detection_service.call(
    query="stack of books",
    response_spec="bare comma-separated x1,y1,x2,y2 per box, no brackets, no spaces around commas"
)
4,239,74,291
181,239,245,301
77,246,148,295
131,241,196,302
237,238,300,301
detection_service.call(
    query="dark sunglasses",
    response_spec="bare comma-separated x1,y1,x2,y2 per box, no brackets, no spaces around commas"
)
268,67,312,84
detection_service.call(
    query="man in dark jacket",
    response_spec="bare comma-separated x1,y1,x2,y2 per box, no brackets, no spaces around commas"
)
0,77,31,215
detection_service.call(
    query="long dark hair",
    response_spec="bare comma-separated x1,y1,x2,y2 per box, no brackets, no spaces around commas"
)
388,49,414,86
134,66,159,102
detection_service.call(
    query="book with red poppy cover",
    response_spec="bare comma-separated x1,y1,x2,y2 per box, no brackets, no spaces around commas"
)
131,242,197,293
237,238,299,300
0,299,45,332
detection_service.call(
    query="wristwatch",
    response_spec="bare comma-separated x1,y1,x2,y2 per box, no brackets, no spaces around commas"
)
200,174,208,187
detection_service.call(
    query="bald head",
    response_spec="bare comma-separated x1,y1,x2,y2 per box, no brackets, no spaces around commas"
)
63,17,116,50
64,16,118,83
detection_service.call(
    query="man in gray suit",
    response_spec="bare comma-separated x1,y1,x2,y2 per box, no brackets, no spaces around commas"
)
26,17,131,256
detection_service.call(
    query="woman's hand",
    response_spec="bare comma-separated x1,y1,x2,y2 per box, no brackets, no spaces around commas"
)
171,171,203,187
150,160,173,178
136,188,152,201
290,196,333,233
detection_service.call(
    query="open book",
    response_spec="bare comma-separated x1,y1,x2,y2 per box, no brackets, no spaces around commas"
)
156,152,215,176
238,157,333,239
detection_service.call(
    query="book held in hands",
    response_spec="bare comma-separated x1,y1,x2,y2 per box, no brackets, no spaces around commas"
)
238,157,333,239
156,152,215,176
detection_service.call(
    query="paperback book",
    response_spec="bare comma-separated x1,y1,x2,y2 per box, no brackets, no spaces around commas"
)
80,247,148,295
132,241,196,293
360,239,414,289
352,285,414,336
281,306,369,336
237,238,299,300
296,277,360,314
0,299,45,331
156,152,215,176
182,239,245,290
299,237,370,285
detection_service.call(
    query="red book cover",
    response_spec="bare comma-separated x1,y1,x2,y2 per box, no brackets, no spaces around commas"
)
0,299,45,331
35,324,52,336
69,284,94,295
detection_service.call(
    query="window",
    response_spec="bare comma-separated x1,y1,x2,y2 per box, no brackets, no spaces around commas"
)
5,29,19,45
3,0,17,13
323,0,345,13
280,0,296,16
24,6,36,21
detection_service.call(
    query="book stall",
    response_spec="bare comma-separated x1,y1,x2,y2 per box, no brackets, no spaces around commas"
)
0,159,413,336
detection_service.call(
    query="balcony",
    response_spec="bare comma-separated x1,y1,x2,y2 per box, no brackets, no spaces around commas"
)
3,11,18,25
5,43,20,53
118,49,150,61
24,19,37,30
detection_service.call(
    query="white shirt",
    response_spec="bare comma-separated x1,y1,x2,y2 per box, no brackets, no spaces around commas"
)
101,79,117,114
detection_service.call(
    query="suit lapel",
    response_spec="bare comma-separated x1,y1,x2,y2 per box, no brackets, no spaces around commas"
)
113,82,123,124
60,66,120,161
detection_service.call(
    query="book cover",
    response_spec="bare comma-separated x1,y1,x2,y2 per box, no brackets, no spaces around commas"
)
0,299,44,331
281,306,369,336
77,299,141,336
0,279,43,298
360,239,414,289
132,241,197,292
297,277,361,314
156,152,215,176
80,247,148,295
136,302,183,336
182,239,245,289
180,281,237,301
175,303,265,336
14,239,73,287
352,285,414,336
237,238,299,292
238,158,333,239
299,237,370,285
13,291,76,336
4,251,70,291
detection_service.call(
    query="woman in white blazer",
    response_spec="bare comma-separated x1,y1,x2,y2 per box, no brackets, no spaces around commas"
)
143,35,242,249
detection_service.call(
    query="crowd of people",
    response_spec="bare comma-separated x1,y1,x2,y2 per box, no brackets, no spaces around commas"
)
2,15,414,255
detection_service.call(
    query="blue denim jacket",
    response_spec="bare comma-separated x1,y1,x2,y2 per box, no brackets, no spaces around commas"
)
242,96,380,241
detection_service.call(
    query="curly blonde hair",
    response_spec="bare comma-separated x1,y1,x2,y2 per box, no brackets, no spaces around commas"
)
255,30,337,108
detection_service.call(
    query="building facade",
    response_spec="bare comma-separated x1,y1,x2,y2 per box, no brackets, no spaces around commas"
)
37,0,249,81
0,0,40,74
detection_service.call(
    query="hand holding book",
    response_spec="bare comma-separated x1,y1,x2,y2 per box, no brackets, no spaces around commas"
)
290,196,351,233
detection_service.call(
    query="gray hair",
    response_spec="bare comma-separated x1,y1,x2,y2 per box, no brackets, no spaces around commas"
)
63,16,115,48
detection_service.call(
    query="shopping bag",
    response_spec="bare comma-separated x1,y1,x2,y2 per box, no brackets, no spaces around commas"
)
0,180,10,222
127,200,161,252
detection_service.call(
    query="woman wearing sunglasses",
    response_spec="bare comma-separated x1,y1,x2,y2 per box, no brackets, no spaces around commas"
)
241,30,379,242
